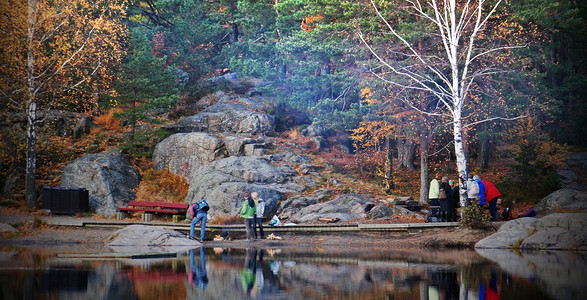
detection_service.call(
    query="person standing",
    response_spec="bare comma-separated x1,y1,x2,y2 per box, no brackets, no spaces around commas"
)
240,192,256,241
428,173,441,206
251,192,265,239
449,180,459,221
189,199,209,242
474,175,486,206
482,179,502,221
438,176,452,222
466,173,479,206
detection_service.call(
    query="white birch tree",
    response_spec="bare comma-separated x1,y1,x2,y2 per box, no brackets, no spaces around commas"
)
359,0,523,210
1,0,126,207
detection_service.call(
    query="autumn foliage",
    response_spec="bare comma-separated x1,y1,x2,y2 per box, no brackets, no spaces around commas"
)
135,169,189,204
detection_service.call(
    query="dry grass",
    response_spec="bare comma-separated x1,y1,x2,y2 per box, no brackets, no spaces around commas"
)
135,169,189,203
92,108,121,132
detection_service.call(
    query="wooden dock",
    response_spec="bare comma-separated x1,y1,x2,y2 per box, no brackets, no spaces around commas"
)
44,218,459,233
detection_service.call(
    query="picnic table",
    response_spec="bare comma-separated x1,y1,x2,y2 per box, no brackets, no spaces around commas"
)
117,201,189,222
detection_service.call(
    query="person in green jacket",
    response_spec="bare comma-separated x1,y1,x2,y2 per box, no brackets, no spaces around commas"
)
240,192,256,241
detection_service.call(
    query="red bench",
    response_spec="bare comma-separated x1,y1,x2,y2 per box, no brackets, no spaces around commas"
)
117,201,189,222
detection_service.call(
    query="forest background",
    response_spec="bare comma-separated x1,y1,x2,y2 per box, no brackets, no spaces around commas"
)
0,0,585,211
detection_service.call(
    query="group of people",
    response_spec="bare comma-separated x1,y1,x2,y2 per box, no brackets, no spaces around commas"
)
189,191,266,242
429,173,503,221
189,173,504,240
239,192,266,241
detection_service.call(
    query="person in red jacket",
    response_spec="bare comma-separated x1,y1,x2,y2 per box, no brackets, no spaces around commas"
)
481,179,502,221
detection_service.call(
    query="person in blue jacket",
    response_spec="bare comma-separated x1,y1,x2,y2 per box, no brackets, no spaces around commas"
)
190,199,209,242
474,175,486,206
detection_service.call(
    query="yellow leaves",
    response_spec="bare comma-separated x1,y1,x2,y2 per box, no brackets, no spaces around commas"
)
360,87,381,105
0,0,128,112
351,120,395,150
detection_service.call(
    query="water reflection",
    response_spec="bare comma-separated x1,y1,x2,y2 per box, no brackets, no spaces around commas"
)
0,246,583,299
189,248,208,290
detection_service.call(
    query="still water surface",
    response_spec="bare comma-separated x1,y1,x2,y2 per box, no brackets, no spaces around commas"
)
0,246,585,299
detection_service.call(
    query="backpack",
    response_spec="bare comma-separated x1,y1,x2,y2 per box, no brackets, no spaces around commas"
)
468,180,479,196
247,197,255,208
439,188,447,200
190,199,210,218
199,199,210,212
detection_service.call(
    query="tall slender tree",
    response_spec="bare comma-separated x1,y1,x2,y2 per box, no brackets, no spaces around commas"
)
359,0,526,209
0,0,127,207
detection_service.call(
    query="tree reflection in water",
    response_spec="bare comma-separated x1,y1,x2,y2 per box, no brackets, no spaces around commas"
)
0,247,582,299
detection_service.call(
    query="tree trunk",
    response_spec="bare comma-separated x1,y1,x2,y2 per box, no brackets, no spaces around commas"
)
419,133,430,205
453,108,468,215
477,133,490,170
384,135,394,193
397,137,416,170
25,0,38,208
231,22,239,43
25,99,37,208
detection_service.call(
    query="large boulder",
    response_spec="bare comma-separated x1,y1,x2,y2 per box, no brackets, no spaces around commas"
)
556,152,587,190
475,213,587,250
222,136,254,156
174,93,275,135
185,156,303,220
475,217,539,249
534,188,587,216
278,189,332,220
60,149,141,218
521,213,587,250
106,225,200,252
289,193,376,223
370,204,394,219
152,132,228,181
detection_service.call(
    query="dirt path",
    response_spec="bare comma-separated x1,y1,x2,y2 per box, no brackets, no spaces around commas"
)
1,220,493,255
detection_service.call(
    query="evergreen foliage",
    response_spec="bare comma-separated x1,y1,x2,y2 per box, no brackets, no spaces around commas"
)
460,204,492,230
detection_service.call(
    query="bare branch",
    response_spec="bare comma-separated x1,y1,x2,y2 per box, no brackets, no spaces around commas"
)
368,0,452,89
470,44,527,63
463,115,528,129
39,20,65,43
358,30,454,114
34,26,96,95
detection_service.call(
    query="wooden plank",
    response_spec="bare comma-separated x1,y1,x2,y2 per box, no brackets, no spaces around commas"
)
118,207,185,214
127,201,188,209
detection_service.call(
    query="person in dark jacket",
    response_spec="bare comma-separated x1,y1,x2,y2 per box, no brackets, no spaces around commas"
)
449,180,459,222
439,176,452,222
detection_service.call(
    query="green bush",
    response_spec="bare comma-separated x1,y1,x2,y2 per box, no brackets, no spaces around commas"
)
460,205,492,229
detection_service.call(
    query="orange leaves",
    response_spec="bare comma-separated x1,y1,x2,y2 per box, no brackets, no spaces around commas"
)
135,169,189,204
93,109,121,131
301,14,324,31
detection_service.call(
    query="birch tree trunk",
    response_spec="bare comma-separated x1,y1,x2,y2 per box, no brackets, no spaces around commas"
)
25,0,38,207
452,107,468,210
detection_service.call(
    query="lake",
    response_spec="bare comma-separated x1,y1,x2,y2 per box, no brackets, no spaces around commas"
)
0,246,585,299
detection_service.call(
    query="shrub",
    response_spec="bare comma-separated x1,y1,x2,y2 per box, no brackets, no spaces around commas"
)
459,205,491,229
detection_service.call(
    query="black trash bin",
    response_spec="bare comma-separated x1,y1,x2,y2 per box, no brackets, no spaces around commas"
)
42,186,89,214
